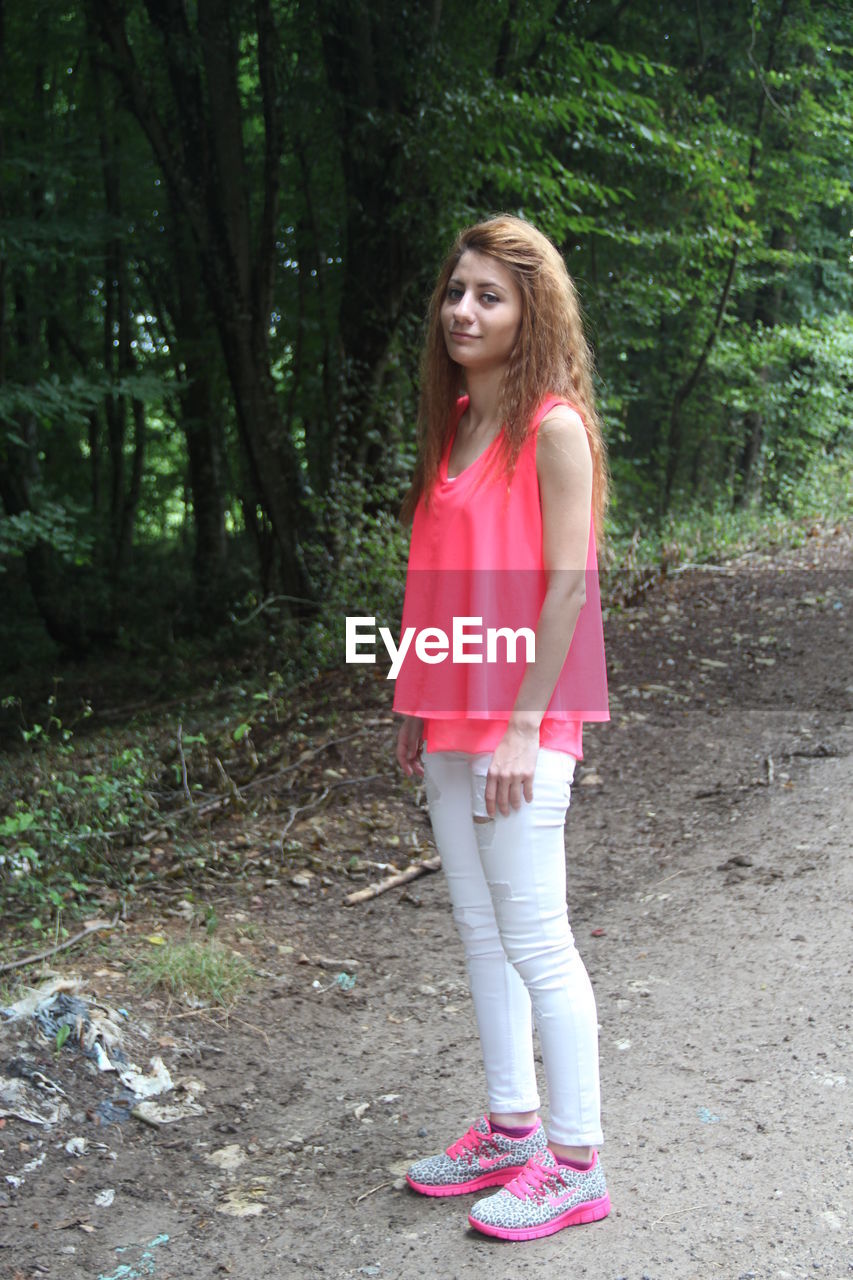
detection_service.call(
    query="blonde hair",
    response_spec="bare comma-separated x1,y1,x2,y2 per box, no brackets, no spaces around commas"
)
402,214,608,542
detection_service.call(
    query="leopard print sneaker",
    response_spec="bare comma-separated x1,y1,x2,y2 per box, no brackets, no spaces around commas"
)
468,1148,610,1239
406,1115,548,1197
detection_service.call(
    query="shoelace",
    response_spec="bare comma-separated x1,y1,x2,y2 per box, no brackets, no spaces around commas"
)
446,1125,497,1163
508,1157,561,1201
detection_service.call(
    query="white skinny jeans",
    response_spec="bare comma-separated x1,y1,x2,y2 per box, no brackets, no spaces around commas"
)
422,746,603,1147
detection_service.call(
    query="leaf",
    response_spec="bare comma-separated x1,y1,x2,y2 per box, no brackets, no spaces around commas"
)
0,812,35,836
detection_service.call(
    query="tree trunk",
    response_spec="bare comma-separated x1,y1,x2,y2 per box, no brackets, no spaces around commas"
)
93,61,148,582
314,0,411,481
663,249,739,504
735,236,797,506
173,249,229,620
663,0,790,506
0,55,93,654
89,0,314,602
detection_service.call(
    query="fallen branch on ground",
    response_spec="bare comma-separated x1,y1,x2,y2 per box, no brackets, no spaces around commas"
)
345,856,441,905
155,729,390,826
280,786,330,842
279,773,385,846
353,1180,394,1204
0,913,121,974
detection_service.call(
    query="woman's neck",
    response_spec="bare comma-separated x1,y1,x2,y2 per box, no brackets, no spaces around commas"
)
463,366,504,429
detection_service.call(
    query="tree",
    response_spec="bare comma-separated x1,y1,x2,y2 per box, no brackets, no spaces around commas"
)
89,0,314,600
1,0,850,666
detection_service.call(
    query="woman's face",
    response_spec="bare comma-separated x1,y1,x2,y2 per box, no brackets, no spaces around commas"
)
441,250,522,372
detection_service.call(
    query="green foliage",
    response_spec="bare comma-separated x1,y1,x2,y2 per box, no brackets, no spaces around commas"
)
0,491,92,568
0,0,850,671
708,311,853,508
0,707,159,912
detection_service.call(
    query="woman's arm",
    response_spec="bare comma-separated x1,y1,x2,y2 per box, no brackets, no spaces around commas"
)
484,405,593,817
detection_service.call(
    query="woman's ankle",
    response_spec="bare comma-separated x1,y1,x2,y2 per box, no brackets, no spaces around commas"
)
489,1110,539,1129
549,1142,593,1166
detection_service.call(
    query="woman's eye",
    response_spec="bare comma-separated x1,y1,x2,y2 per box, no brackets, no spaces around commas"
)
481,293,499,304
447,287,463,301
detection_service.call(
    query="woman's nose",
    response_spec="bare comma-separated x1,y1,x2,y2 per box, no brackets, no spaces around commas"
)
453,292,474,322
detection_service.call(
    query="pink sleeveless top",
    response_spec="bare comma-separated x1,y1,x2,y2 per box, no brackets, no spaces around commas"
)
393,395,609,756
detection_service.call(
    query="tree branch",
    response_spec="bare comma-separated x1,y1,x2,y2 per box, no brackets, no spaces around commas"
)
345,857,441,905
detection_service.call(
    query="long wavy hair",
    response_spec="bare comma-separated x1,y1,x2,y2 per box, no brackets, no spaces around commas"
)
401,215,608,543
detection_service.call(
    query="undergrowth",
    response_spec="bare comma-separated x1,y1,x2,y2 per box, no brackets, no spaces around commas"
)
604,453,853,577
133,939,254,1007
0,701,160,922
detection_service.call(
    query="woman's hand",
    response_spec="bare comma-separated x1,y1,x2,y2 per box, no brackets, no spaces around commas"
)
396,715,425,777
485,720,539,817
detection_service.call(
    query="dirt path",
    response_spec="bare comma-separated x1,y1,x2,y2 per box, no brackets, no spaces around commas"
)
2,525,851,1280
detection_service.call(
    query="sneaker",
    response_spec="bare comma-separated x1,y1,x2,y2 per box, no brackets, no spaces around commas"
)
468,1148,610,1240
405,1115,548,1197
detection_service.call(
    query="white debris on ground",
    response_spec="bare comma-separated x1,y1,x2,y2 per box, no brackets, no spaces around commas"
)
0,975,205,1132
0,1061,70,1126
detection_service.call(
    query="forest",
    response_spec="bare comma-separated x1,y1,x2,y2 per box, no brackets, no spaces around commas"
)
1,7,851,1267
1,0,851,676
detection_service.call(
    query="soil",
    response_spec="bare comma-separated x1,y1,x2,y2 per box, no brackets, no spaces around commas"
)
1,523,851,1280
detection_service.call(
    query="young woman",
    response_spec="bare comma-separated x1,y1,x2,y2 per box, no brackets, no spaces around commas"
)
393,215,611,1242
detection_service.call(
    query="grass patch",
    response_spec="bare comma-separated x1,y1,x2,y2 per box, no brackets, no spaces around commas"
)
134,939,254,1007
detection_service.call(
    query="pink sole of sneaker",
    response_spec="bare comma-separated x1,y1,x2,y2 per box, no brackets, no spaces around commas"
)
406,1167,525,1198
468,1192,611,1240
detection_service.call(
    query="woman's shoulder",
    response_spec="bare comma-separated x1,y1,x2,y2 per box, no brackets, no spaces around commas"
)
537,400,587,446
538,399,585,435
536,402,591,473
